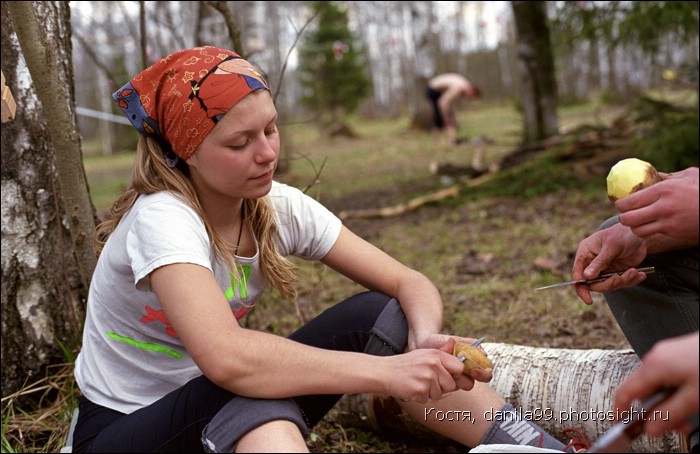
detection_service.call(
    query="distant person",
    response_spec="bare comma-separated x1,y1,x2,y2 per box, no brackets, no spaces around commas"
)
571,166,699,450
71,46,577,453
426,73,481,147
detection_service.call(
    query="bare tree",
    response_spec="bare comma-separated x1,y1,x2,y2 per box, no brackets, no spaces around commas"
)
205,1,245,55
1,1,89,399
511,1,559,142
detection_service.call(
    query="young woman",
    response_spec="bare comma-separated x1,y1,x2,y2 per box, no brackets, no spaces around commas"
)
72,46,570,453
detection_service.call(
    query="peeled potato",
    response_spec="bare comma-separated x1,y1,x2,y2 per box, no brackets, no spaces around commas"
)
606,158,660,202
453,341,493,375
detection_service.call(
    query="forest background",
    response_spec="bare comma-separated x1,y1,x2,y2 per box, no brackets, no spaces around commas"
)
1,1,698,452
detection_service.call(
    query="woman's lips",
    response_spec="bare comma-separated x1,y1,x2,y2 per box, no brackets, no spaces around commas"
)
252,169,274,180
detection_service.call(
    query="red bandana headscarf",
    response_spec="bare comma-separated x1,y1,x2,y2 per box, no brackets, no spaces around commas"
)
113,46,269,163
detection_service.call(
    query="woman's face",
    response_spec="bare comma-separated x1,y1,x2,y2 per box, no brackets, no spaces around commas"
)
186,90,279,202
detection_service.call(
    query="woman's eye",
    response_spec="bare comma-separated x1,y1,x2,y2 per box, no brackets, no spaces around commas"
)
230,141,248,150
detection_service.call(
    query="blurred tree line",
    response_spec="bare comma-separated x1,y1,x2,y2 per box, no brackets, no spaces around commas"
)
550,1,698,102
64,1,697,154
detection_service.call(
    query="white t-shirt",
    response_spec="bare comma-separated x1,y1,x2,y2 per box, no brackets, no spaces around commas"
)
74,181,342,414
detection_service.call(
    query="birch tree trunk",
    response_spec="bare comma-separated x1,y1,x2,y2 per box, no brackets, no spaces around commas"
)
1,1,88,399
336,344,687,453
8,1,97,291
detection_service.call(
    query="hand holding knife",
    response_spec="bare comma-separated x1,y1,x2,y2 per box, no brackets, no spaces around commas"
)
587,388,675,453
534,266,655,291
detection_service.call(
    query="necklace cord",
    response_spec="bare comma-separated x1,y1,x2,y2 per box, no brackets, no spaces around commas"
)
234,204,244,254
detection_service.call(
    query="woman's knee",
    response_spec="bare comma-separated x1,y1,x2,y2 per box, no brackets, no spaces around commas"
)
235,420,308,453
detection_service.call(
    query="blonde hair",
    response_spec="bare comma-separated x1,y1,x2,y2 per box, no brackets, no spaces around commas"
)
94,136,298,301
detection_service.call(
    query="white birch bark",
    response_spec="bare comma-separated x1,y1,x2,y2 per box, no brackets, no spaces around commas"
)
483,343,684,452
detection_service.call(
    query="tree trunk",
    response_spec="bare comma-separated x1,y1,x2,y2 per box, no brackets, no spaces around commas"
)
336,344,687,453
587,37,601,95
1,1,87,400
511,1,559,143
408,1,438,131
206,1,245,56
8,1,97,292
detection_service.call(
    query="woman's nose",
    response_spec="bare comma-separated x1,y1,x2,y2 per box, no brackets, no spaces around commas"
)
255,136,278,163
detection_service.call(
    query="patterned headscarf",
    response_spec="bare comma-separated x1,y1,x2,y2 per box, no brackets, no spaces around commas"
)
113,46,269,164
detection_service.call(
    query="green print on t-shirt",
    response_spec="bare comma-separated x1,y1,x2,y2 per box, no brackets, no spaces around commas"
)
225,265,251,301
106,332,184,359
107,266,256,357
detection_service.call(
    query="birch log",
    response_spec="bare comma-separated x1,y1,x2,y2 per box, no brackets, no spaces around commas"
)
336,344,687,452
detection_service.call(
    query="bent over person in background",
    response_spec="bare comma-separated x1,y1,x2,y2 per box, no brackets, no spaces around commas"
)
426,73,481,147
72,46,578,453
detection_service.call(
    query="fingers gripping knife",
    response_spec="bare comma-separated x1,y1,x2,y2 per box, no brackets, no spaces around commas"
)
587,389,674,453
534,267,655,291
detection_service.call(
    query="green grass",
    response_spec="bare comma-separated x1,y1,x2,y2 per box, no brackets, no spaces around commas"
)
83,151,135,212
81,88,698,214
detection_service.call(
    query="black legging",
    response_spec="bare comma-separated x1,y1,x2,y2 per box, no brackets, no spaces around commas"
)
426,86,445,129
73,291,408,453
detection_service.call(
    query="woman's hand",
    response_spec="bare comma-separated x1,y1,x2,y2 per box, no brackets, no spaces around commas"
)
383,347,464,403
408,335,493,387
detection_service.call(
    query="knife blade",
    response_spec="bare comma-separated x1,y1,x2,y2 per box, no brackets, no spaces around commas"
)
587,388,673,453
534,266,655,291
458,337,486,362
471,336,486,347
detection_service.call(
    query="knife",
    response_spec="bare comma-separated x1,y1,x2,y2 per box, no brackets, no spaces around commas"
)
587,388,673,453
534,266,655,291
457,337,486,362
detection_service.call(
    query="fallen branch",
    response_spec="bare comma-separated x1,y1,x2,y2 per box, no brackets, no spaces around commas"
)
337,169,503,220
337,184,461,220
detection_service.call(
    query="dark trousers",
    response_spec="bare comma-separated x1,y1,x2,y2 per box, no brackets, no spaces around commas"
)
426,86,445,129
